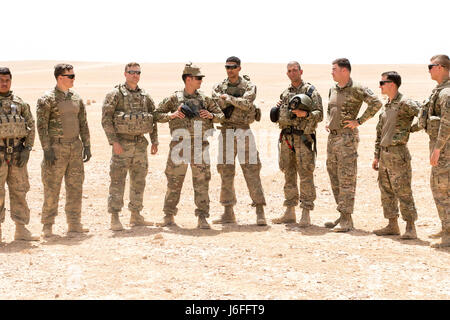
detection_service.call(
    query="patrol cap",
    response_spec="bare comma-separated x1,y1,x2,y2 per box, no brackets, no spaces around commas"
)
182,62,205,77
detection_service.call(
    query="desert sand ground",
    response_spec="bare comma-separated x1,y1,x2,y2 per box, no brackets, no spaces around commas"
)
0,61,448,299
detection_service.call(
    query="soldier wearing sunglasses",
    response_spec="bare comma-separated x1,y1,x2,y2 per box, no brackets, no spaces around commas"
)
372,71,420,239
211,56,267,226
102,62,159,231
155,63,224,229
420,54,450,248
36,63,91,237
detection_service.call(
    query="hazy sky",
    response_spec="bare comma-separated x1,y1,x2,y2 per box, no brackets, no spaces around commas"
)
3,0,449,63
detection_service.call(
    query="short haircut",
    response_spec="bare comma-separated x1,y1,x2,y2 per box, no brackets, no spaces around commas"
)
431,54,450,70
125,62,140,72
287,61,302,70
0,67,12,79
182,74,191,83
332,58,351,72
226,56,241,66
54,63,74,79
381,71,401,88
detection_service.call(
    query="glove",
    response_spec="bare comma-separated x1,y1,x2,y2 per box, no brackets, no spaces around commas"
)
17,149,30,167
43,148,57,166
83,146,91,162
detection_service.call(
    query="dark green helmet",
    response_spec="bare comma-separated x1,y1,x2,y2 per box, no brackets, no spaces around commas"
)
289,94,313,112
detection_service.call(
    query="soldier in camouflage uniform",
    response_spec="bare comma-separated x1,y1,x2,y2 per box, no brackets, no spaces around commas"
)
102,62,158,231
37,64,91,238
372,71,420,239
420,55,450,248
211,56,267,226
325,58,382,232
155,63,224,229
270,61,323,227
0,67,39,242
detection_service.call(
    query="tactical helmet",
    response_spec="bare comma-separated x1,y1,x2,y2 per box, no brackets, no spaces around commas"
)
182,62,205,77
289,94,313,112
270,106,280,122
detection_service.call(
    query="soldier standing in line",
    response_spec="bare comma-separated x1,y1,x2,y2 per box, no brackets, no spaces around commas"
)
102,62,158,231
211,56,267,226
270,61,323,226
419,55,450,248
36,64,91,237
324,58,382,232
372,71,420,239
155,63,224,229
0,67,39,242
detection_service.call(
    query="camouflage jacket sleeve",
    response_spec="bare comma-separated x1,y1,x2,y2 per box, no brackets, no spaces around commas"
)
36,95,52,151
227,82,256,111
358,86,383,124
326,88,332,121
154,95,178,123
21,101,35,148
306,87,323,124
146,95,159,145
205,96,224,123
435,88,450,150
78,98,90,147
374,113,383,159
101,90,120,145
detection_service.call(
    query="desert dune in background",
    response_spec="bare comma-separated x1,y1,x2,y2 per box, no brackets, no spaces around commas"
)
0,61,448,299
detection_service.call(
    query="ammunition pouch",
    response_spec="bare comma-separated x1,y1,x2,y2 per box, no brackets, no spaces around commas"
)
113,112,154,135
0,115,27,139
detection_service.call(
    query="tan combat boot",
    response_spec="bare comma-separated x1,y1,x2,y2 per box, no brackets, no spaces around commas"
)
213,206,237,224
400,220,417,239
431,228,450,248
130,211,154,227
42,224,56,238
68,223,89,233
429,224,443,239
14,224,39,241
324,216,340,228
333,213,354,232
373,218,400,236
110,212,124,231
157,214,176,227
256,205,267,226
298,208,311,228
197,215,211,229
272,206,296,224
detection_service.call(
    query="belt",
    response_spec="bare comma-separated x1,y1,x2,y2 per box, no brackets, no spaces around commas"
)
281,127,304,136
329,128,355,135
218,124,250,130
51,137,79,144
0,144,23,154
118,134,144,142
381,145,406,153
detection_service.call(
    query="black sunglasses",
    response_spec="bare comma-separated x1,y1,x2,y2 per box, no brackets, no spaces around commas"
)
61,74,75,79
225,65,239,70
193,76,204,80
127,70,141,75
428,64,440,71
379,80,393,86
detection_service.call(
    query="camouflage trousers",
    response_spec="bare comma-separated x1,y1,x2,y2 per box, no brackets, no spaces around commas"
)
163,137,211,217
108,137,148,214
279,133,316,210
217,128,266,207
41,139,84,225
0,158,30,225
429,139,450,230
378,145,417,222
326,130,359,215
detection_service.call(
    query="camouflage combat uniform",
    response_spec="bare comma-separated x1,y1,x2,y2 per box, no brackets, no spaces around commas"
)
212,76,266,208
36,87,90,226
375,92,420,222
277,81,323,210
327,79,382,216
155,90,224,218
0,91,34,226
421,78,450,237
102,83,158,215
